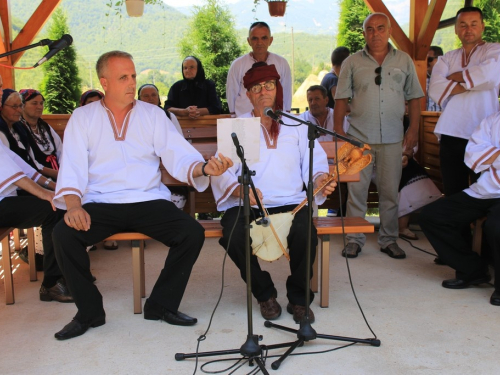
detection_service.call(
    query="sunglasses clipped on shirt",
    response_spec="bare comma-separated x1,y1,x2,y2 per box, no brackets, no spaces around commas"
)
375,67,382,86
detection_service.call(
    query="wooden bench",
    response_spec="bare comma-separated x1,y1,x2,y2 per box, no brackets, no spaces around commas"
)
104,217,373,314
1,228,37,305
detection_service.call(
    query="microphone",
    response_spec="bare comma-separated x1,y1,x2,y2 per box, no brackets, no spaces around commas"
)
33,34,73,68
231,132,240,149
263,107,280,121
261,217,270,227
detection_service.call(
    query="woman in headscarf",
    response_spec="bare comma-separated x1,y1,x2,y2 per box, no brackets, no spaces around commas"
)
80,89,104,107
138,83,182,134
1,89,56,270
0,89,57,180
165,56,222,119
19,89,62,172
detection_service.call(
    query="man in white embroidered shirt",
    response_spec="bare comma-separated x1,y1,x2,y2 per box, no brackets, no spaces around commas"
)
226,21,292,117
212,63,336,324
429,6,500,196
52,51,232,340
420,111,500,306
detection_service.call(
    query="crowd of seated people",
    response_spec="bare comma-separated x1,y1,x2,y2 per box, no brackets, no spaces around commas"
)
1,8,499,347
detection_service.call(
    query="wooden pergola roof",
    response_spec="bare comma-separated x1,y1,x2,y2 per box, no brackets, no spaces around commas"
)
0,0,466,108
0,0,62,88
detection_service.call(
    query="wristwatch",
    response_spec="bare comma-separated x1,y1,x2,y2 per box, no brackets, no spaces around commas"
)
201,162,211,177
44,178,52,187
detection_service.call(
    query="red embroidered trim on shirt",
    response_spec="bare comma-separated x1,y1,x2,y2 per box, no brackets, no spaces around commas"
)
187,161,199,187
101,99,134,141
55,187,83,197
464,69,474,89
491,166,500,186
471,146,497,171
0,172,24,191
217,181,240,206
438,81,455,107
461,41,485,67
261,125,278,149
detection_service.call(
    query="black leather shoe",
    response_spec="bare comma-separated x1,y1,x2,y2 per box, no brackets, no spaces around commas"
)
442,275,491,289
143,299,197,326
490,290,500,306
434,257,445,265
40,279,74,303
54,316,105,340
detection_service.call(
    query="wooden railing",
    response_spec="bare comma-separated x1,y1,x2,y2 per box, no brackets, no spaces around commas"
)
419,111,442,192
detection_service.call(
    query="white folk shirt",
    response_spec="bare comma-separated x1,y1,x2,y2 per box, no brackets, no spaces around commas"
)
211,112,329,211
464,112,500,199
0,143,41,202
429,42,500,140
54,100,208,209
299,108,349,142
226,52,292,116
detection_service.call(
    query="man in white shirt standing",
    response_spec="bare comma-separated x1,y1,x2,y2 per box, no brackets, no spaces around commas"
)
226,21,292,117
429,6,500,197
52,51,232,340
420,111,500,306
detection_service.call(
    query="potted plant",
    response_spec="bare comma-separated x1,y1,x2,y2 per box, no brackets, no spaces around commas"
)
266,0,287,17
125,0,145,17
253,0,288,17
106,0,164,18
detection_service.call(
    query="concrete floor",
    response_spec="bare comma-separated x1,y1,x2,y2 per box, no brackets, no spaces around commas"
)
1,228,499,375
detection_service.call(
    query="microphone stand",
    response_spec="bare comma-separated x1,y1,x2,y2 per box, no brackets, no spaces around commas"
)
261,110,380,370
0,39,52,59
176,133,283,374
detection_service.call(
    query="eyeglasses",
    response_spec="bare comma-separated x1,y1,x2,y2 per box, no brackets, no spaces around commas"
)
3,104,24,110
375,67,382,86
249,80,276,94
427,56,436,63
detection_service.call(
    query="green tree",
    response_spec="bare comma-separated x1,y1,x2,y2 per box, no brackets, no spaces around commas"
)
40,9,81,114
336,0,370,53
476,0,500,43
178,0,242,113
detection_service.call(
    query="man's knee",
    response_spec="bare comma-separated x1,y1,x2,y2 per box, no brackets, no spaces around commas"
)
175,216,205,246
52,220,74,250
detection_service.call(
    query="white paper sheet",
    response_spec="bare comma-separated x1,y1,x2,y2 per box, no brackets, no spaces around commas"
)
217,117,261,165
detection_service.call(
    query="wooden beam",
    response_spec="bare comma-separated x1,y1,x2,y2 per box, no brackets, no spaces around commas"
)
11,0,62,65
410,0,427,45
0,0,12,60
415,0,447,60
363,0,413,56
0,0,14,87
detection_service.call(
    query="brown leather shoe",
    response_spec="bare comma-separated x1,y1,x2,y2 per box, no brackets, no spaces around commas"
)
286,303,315,324
40,279,74,303
259,296,282,320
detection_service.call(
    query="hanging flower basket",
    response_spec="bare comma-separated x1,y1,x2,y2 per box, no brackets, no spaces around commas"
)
266,1,287,17
125,0,145,17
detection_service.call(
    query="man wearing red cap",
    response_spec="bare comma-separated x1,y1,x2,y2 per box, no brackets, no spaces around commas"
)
212,62,336,324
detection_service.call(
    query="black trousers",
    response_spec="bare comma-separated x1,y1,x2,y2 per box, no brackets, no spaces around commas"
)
440,135,480,196
219,205,317,306
52,200,204,322
419,192,500,290
0,196,63,283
